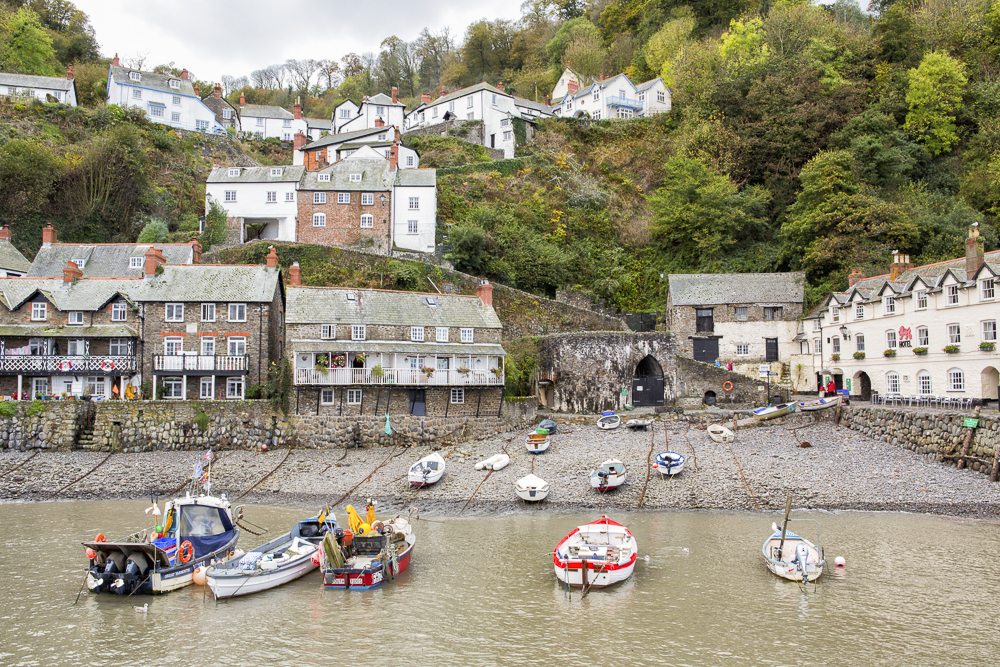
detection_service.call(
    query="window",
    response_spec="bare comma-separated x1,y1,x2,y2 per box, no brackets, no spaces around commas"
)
855,302,864,320
168,78,179,89
983,320,997,343
165,304,183,322
411,326,424,342
150,105,164,118
225,191,236,202
112,303,128,321
460,328,473,343
31,302,47,321
164,336,183,355
467,97,474,108
223,109,231,119
884,296,896,315
949,369,965,392
948,324,961,344
228,304,246,322
270,167,282,177
982,278,995,300
226,377,244,399
68,311,84,326
321,324,335,339
349,174,361,183
436,327,449,342
856,334,865,353
109,338,129,356
799,341,809,354
916,290,927,309
127,256,143,270
467,112,474,120
918,371,932,395
503,131,512,141
593,111,600,120
619,89,626,98
378,133,387,140
313,192,327,204
129,71,141,82
171,112,180,122
917,326,929,346
886,372,900,394
200,303,215,322
360,214,373,228
501,119,510,127
886,330,897,349
345,389,362,405
764,306,783,320
256,117,264,126
734,307,748,321
195,120,209,131
200,377,214,399
451,388,465,404
200,337,215,356
132,88,142,100
407,220,418,235
362,193,374,206
831,306,840,323
813,319,821,331
338,193,350,204
227,168,240,177
352,325,366,340
172,93,180,103
318,174,331,182
947,284,959,305
228,336,246,356
638,92,645,102
384,149,391,158
313,213,326,227
267,191,277,203
340,109,351,118
407,155,414,166
163,377,183,399
832,338,840,354
657,91,665,103
285,192,294,202
66,339,83,356
814,338,821,354
321,388,334,404
736,344,749,356
282,119,291,128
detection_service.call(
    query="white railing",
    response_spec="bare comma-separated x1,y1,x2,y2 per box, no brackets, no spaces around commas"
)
153,354,249,372
294,367,504,386
0,355,137,374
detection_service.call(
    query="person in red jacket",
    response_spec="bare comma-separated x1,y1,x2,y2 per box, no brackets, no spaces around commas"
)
825,379,836,395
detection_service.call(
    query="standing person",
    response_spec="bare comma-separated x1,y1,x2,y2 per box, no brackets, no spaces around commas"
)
715,358,721,368
727,361,733,371
826,378,836,395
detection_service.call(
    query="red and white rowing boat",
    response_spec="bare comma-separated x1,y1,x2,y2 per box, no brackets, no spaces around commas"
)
552,516,637,589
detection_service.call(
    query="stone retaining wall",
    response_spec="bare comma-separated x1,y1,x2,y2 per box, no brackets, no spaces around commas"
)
0,401,91,450
841,406,1000,475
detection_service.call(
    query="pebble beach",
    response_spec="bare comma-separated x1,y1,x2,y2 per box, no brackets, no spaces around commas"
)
3,415,999,518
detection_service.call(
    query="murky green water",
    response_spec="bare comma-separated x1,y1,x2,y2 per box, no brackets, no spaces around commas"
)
1,501,997,666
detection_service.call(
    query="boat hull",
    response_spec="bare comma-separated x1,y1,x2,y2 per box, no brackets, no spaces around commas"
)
798,396,841,412
408,470,444,486
208,557,317,598
590,473,626,490
525,436,550,453
753,403,797,420
323,543,414,590
553,517,638,589
762,532,825,582
553,560,635,588
707,425,734,443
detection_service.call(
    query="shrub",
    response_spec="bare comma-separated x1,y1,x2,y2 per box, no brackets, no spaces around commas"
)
0,402,15,418
26,400,46,417
194,411,209,432
200,200,228,251
137,218,169,243
883,349,897,357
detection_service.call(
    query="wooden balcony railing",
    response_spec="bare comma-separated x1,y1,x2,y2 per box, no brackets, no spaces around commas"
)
153,354,250,372
0,355,137,374
294,367,504,386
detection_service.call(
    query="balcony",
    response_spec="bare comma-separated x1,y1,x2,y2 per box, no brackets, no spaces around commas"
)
0,355,137,375
294,367,504,387
153,354,250,374
606,95,643,111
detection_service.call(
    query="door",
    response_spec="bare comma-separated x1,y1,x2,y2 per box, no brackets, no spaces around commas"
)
693,338,719,363
409,389,426,416
490,134,495,148
632,376,664,406
696,308,714,333
765,338,778,362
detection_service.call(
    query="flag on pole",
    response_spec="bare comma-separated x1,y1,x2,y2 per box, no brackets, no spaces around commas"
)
194,462,203,480
204,450,213,462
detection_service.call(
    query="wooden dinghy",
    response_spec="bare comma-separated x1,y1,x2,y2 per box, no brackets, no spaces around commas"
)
707,424,735,443
526,432,550,454
763,497,825,584
798,395,841,412
753,402,797,420
514,473,549,501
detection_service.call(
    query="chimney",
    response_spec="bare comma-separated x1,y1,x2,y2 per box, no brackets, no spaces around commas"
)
194,82,199,96
600,72,605,81
213,83,221,98
239,92,245,108
293,131,308,151
143,246,166,279
0,225,9,241
420,92,431,105
289,261,301,287
391,87,398,104
294,96,302,120
374,117,385,128
394,128,400,142
112,53,120,67
476,280,493,307
966,224,985,275
389,143,398,171
847,269,866,288
180,68,189,80
42,223,56,247
567,80,579,94
889,253,913,281
496,81,504,92
439,85,446,98
266,246,278,271
189,238,202,264
545,94,550,106
63,260,83,284
67,65,74,80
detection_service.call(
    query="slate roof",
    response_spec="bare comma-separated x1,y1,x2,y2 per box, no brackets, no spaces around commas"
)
512,96,553,115
290,340,506,356
428,82,508,109
0,72,74,91
285,287,503,329
395,169,436,187
365,92,404,107
555,73,634,105
300,160,391,192
668,272,806,306
0,239,31,273
635,78,664,93
207,165,305,183
302,127,385,150
306,117,332,130
201,94,239,124
0,278,137,311
0,324,137,338
109,65,196,97
28,244,195,278
240,104,293,120
130,265,281,303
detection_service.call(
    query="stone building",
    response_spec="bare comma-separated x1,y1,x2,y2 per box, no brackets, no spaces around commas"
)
285,266,504,417
666,273,805,376
201,83,240,133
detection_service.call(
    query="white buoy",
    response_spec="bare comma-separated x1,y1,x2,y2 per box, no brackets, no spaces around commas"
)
835,556,846,568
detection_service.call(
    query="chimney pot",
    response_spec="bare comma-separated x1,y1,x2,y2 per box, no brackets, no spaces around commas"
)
189,238,202,264
391,87,398,104
180,68,189,80
239,92,245,108
389,143,398,171
289,261,301,287
42,223,56,247
112,53,120,67
63,260,83,284
420,92,431,105
966,225,985,275
0,225,10,242
213,83,221,98
143,247,166,279
194,82,199,96
374,117,385,127
66,65,74,80
294,97,302,120
475,280,493,307
266,246,278,271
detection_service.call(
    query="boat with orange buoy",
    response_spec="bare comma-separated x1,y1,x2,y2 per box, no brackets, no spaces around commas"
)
321,500,416,590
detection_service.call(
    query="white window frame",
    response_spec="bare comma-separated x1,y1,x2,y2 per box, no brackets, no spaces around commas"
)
981,278,995,301
200,337,215,356
321,324,335,340
830,306,839,323
983,320,997,343
503,131,512,141
200,376,214,400
362,193,374,206
228,303,246,322
163,377,183,399
916,290,927,309
460,328,473,343
832,337,841,354
318,174,331,182
201,303,215,322
226,376,244,399
171,112,180,123
270,167,283,176
886,372,900,395
352,325,366,341
450,388,465,404
466,96,474,108
224,191,236,202
112,303,128,321
132,88,142,99
313,213,326,227
917,327,929,347
68,311,84,326
411,326,424,342
948,324,961,344
267,191,277,203
406,155,414,166
347,389,362,405
799,341,809,355
886,330,897,349
285,192,295,202
164,336,183,355
856,334,865,353
948,368,965,392
734,306,747,322
407,220,418,235
314,192,327,204
109,338,129,356
436,327,449,342
129,256,143,269
360,214,374,228
338,193,350,204
227,168,240,177
31,302,46,321
855,302,864,320
321,388,335,404
349,174,362,183
735,344,749,356
408,197,419,210
129,71,140,82
883,296,896,315
223,109,231,119
165,303,184,322
918,371,932,395
946,284,959,305
149,105,164,118
227,336,246,356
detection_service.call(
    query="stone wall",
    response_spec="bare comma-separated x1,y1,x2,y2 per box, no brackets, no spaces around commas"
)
0,400,91,450
402,120,504,160
674,356,778,407
296,189,391,252
841,406,1000,476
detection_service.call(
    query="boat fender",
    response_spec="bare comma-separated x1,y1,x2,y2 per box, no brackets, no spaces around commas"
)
722,381,733,392
178,540,194,564
835,556,846,568
94,533,106,543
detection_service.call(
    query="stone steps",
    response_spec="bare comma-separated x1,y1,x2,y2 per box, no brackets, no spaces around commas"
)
76,425,96,450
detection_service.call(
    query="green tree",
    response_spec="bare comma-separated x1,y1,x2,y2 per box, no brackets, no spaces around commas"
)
903,50,968,155
136,218,169,243
0,6,58,75
647,156,770,270
0,139,59,226
544,17,601,68
645,11,695,78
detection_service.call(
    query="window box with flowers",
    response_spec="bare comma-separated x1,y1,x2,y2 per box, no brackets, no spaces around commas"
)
980,342,996,351
419,366,435,377
457,367,471,376
883,349,897,357
943,345,960,354
853,352,865,360
913,347,928,355
831,354,840,361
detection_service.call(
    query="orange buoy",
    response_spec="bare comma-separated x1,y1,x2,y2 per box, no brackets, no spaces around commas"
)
310,551,321,567
192,566,207,585
94,533,106,543
85,547,95,559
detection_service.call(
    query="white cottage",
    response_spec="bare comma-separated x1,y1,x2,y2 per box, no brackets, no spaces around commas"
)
205,165,305,243
0,68,77,105
105,56,222,133
553,73,671,120
336,89,406,134
237,94,307,141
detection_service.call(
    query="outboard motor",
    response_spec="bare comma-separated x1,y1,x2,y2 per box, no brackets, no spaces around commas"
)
90,552,126,593
793,544,811,584
111,552,150,595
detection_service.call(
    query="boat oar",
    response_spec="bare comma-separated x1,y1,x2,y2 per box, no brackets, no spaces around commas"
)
777,494,792,559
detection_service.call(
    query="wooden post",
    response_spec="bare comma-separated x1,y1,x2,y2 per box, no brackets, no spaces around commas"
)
956,405,981,470
991,437,1000,483
834,398,843,427
732,413,737,433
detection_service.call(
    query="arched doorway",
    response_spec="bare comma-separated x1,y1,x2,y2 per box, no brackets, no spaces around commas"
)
632,355,664,406
982,367,999,406
854,371,872,401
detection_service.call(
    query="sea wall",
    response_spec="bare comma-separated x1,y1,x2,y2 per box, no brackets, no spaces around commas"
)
0,400,91,451
841,406,1000,475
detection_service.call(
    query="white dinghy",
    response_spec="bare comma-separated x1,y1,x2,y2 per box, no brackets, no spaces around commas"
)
652,451,685,476
408,452,446,487
553,515,637,589
798,396,841,412
707,424,734,443
597,412,621,430
514,473,549,501
589,459,626,491
763,496,825,584
525,432,550,453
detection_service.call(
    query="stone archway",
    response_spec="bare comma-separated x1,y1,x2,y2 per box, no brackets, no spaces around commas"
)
632,355,664,406
982,367,999,405
854,371,871,401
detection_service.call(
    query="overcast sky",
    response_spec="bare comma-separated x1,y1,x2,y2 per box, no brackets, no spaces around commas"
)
73,0,526,83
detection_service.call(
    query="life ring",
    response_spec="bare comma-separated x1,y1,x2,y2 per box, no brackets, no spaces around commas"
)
94,533,106,543
101,360,114,370
61,361,70,371
179,541,194,564
722,381,734,392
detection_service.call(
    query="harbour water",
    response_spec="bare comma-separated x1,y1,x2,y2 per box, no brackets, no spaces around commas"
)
1,501,998,666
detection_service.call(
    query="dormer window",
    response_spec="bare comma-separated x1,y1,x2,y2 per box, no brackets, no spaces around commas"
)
916,290,927,309
349,174,361,183
270,167,282,177
318,174,331,182
855,302,864,320
31,302,46,321
129,257,143,269
129,71,140,81
884,295,896,315
830,306,839,323
223,109,232,119
228,168,240,177
981,278,995,300
72,258,86,269
946,284,959,305
168,79,180,89
593,90,599,101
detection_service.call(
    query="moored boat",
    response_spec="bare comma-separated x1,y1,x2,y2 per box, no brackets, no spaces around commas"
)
798,395,841,412
652,451,685,476
322,516,415,590
553,516,637,589
408,452,446,486
597,413,621,430
526,432,550,453
514,473,549,501
753,402,797,420
589,459,626,491
624,419,652,431
707,424,735,442
763,497,825,584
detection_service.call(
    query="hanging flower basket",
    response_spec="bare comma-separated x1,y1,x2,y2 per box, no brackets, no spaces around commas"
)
831,354,840,361
853,352,865,360
331,354,347,368
883,349,897,357
420,366,435,377
457,367,471,375
491,367,503,375
943,345,960,354
355,353,367,364
980,342,996,351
